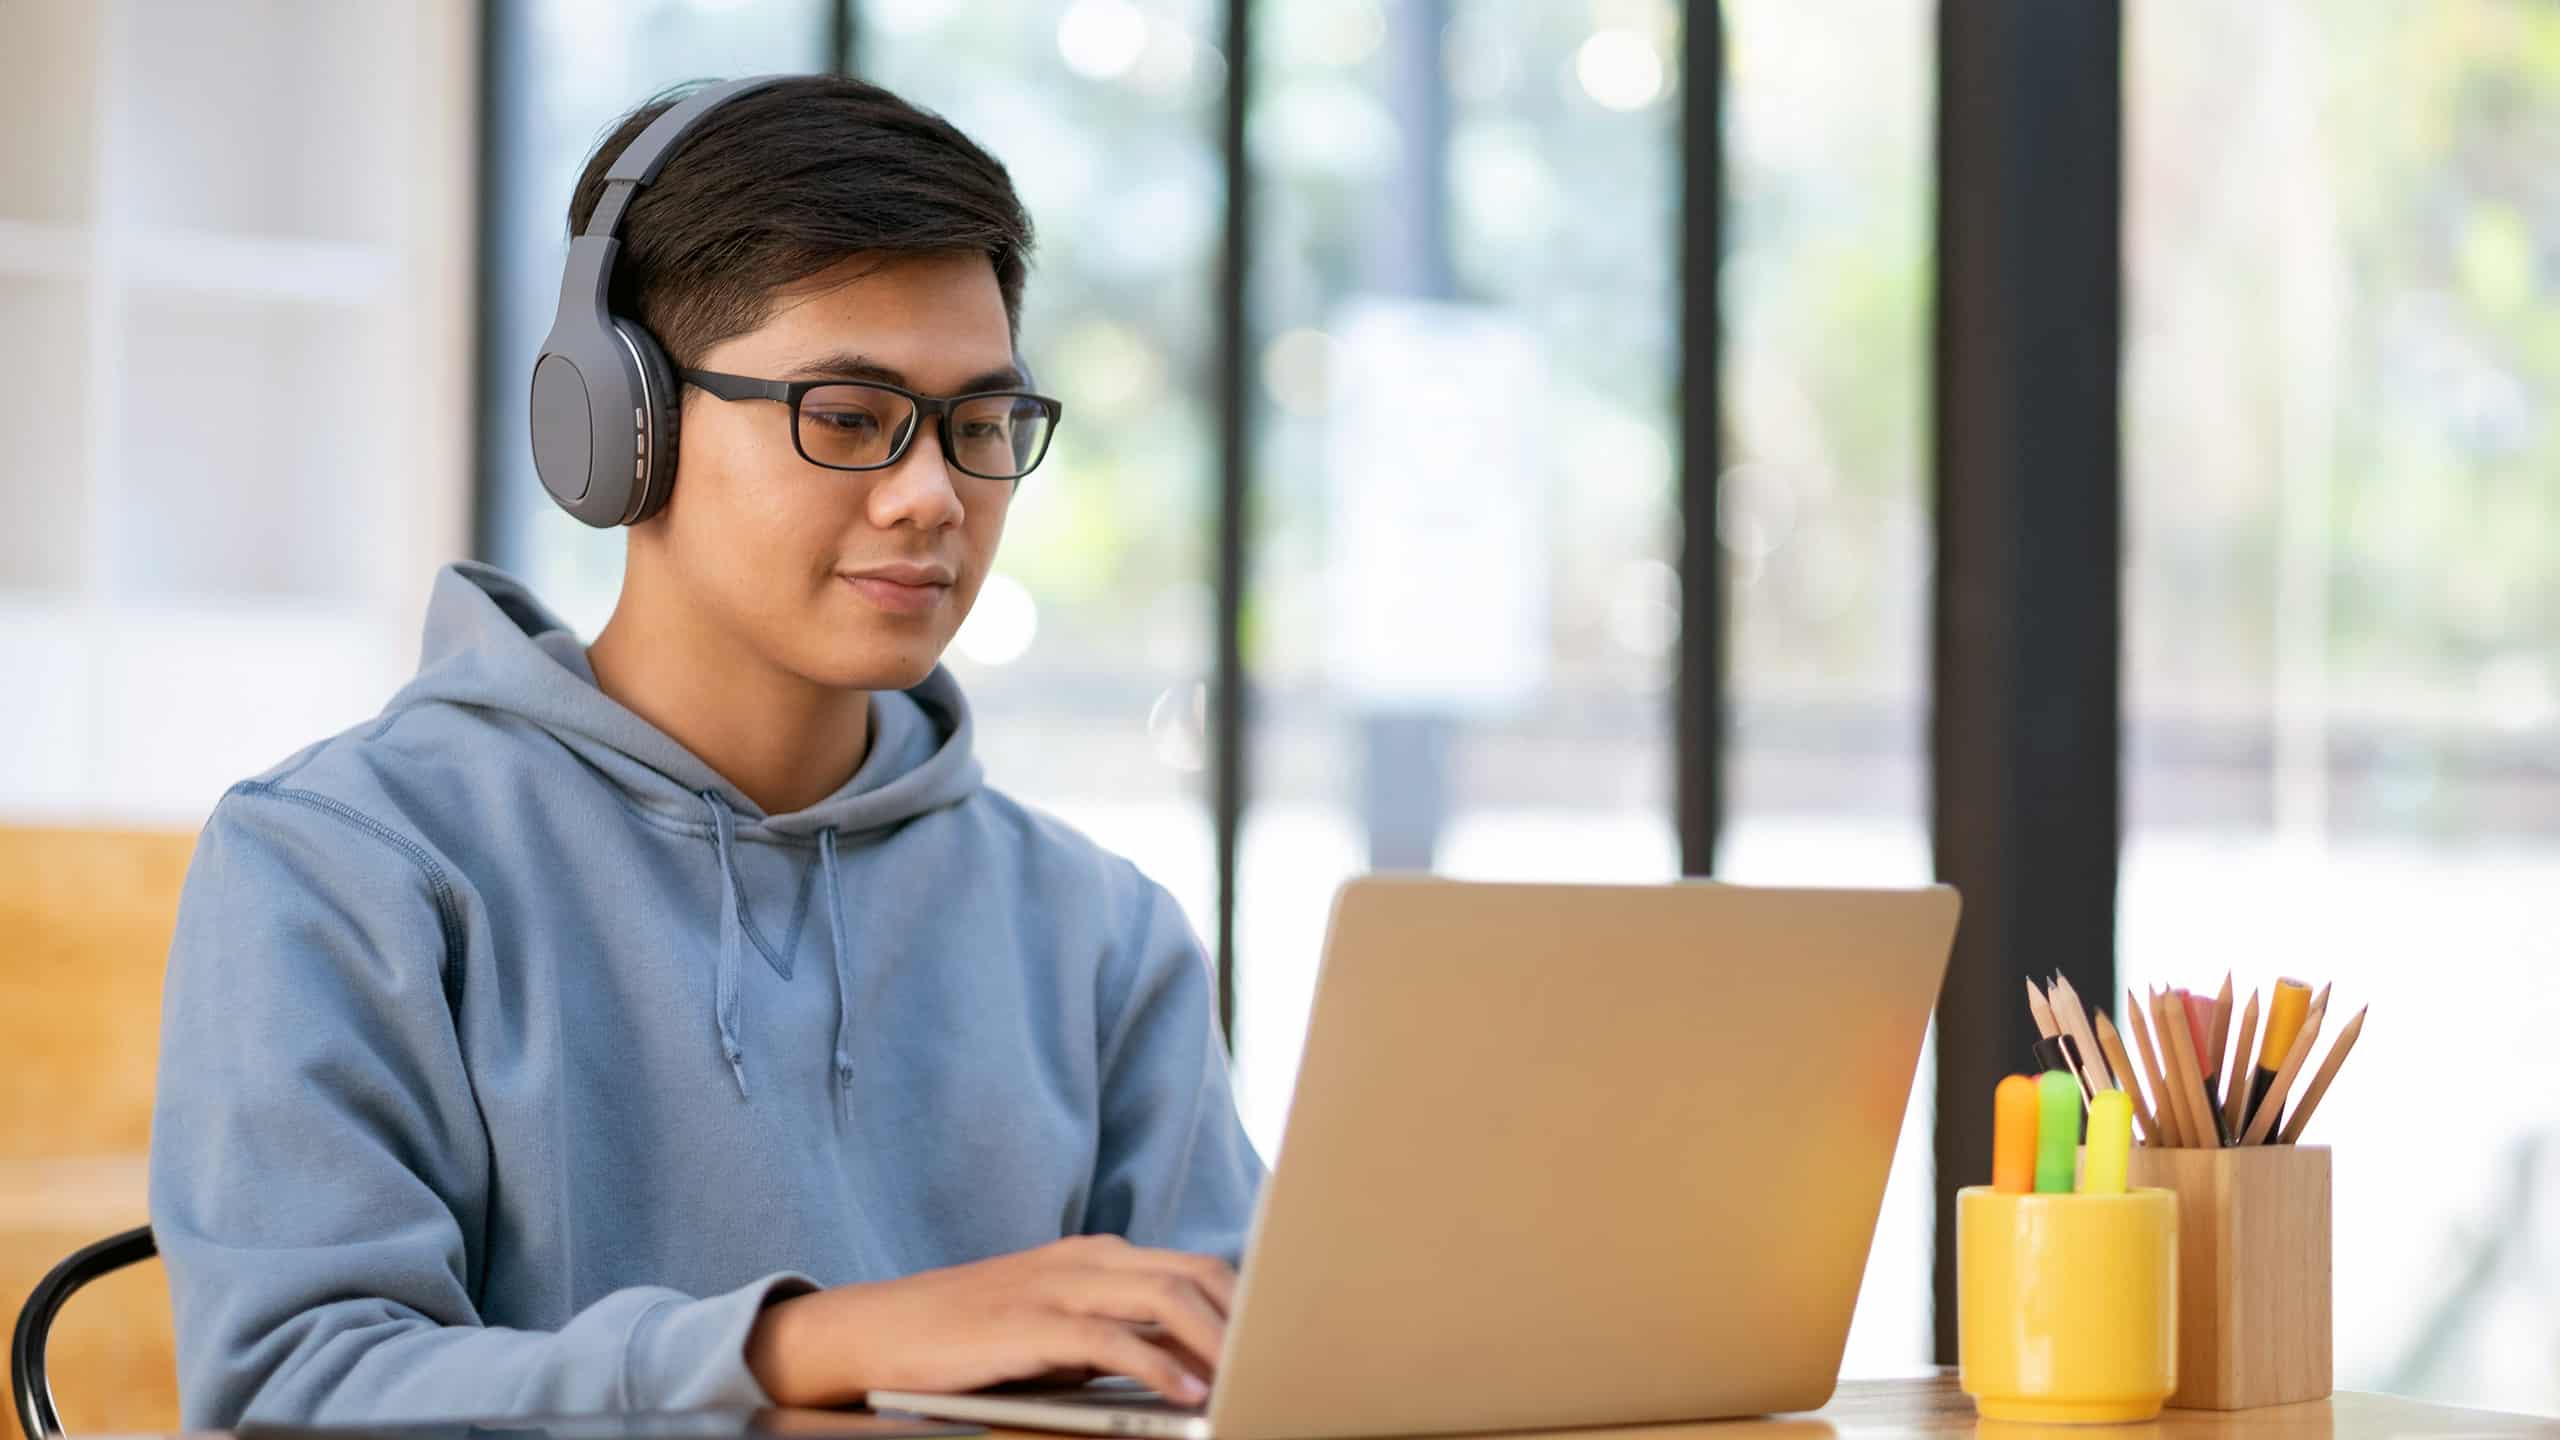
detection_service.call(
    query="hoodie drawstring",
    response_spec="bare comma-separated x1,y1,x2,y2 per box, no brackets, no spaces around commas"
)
700,790,858,1099
699,790,752,1098
818,827,857,1090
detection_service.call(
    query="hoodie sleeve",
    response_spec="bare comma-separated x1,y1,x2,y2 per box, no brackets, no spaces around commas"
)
1082,865,1268,1265
150,784,816,1428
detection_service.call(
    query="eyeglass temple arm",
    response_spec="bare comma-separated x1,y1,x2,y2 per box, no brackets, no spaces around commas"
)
677,369,792,403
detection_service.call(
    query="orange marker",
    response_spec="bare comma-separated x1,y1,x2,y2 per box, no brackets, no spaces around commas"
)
1993,1074,2040,1193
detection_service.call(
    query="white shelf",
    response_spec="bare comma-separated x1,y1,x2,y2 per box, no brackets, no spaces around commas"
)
0,599,412,821
111,0,407,247
0,602,98,813
108,292,379,605
122,227,398,306
0,276,90,595
95,604,413,817
3,0,475,824
0,221,91,279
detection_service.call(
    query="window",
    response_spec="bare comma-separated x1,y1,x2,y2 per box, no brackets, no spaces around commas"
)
1720,0,1935,1374
1235,0,1683,1151
859,0,1230,949
468,6,2560,1396
2125,0,2560,1413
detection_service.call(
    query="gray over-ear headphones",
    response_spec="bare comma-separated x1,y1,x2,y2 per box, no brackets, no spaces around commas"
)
530,76,786,527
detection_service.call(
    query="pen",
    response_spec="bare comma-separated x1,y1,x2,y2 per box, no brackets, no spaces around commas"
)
2059,1035,2097,1104
2032,1036,2070,1079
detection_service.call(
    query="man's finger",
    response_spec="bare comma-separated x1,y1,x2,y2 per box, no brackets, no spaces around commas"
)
1043,1316,1211,1406
1060,1271,1228,1378
1079,1242,1241,1318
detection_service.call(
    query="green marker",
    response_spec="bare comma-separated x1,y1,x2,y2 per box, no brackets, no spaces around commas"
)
2034,1071,2082,1194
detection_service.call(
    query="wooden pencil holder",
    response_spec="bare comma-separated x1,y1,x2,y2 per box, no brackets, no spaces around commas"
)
2123,1144,2332,1411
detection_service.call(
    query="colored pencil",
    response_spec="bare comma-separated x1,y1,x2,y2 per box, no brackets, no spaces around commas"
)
2204,973,2234,1116
2244,978,2313,1137
2124,989,2185,1147
2026,979,2060,1041
2219,988,2260,1147
2049,973,2115,1092
2156,987,2219,1149
2093,1008,2158,1146
2180,990,2217,1116
2278,1005,2368,1145
2241,994,2330,1146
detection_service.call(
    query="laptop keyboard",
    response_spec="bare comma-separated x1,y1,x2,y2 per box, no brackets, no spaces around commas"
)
1032,1390,1206,1417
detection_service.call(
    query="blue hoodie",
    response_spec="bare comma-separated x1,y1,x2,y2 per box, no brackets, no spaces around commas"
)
148,562,1266,1428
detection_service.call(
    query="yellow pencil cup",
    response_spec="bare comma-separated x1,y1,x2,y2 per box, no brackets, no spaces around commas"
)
1958,1186,2179,1424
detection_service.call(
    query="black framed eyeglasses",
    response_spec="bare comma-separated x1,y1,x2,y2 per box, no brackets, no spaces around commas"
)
680,369,1064,482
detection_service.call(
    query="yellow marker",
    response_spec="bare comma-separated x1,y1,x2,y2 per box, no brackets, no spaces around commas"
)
1992,1074,2039,1194
2081,1090,2132,1194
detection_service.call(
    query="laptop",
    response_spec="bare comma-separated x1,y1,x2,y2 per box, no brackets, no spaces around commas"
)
871,875,1960,1440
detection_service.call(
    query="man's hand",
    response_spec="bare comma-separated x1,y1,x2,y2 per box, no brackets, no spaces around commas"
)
744,1235,1235,1409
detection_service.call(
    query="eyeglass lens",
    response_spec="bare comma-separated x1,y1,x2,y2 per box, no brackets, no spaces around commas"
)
797,384,1053,478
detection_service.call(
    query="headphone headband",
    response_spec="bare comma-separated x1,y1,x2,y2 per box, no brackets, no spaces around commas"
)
583,76,785,238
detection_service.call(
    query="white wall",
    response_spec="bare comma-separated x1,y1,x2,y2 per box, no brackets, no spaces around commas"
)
0,0,477,823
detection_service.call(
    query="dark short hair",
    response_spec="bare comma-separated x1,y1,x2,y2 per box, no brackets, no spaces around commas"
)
567,74,1034,368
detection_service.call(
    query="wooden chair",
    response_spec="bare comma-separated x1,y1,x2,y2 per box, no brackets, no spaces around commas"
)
1,825,196,1439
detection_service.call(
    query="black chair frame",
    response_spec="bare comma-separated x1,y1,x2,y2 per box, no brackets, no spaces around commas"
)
12,1225,158,1440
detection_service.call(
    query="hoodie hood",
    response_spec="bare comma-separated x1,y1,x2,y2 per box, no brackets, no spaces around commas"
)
395,561,983,836
392,560,984,1095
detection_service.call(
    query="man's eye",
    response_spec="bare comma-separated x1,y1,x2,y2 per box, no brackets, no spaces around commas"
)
807,409,881,434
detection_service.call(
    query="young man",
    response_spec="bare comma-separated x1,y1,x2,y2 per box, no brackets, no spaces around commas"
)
149,75,1263,1428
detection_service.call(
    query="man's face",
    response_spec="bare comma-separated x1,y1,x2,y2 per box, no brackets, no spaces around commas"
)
643,250,1020,691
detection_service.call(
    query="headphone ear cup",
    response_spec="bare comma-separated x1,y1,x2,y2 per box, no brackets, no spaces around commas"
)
620,320,682,524
530,348,605,520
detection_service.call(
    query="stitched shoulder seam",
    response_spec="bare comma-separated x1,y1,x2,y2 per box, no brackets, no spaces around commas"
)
227,780,467,1005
